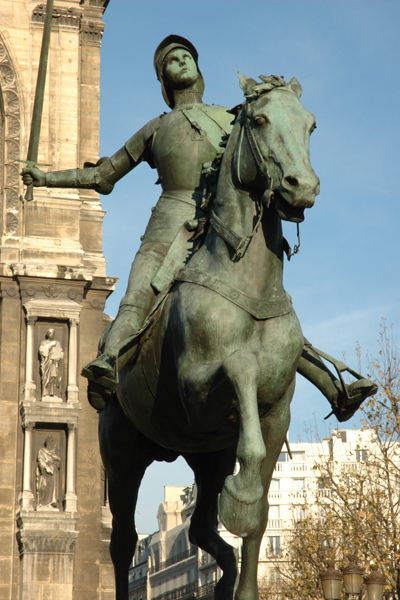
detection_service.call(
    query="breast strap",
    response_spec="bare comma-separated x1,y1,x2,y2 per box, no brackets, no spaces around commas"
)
175,267,292,320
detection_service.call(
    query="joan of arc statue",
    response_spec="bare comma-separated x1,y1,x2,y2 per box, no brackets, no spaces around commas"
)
22,35,376,415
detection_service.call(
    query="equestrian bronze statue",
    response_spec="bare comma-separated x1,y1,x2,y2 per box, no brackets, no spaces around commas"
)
22,35,377,600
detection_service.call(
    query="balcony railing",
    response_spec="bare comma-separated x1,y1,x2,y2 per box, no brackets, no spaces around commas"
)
197,582,216,598
150,547,197,574
274,462,310,472
268,490,306,501
266,517,300,530
129,575,147,590
153,582,198,600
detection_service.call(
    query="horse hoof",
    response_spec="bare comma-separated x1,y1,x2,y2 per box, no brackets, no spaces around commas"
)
224,473,263,504
218,485,263,537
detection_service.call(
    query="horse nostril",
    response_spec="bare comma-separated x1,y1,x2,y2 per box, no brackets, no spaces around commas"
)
285,176,299,188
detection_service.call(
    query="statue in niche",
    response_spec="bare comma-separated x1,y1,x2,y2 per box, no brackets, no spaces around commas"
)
36,436,61,509
38,328,64,398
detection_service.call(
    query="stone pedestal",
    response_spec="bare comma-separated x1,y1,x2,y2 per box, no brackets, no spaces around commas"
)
17,512,79,600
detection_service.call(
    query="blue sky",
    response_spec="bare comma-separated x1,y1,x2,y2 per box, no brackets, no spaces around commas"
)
97,0,399,532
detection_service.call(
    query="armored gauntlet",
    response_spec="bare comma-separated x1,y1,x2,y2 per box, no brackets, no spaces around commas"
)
45,157,116,195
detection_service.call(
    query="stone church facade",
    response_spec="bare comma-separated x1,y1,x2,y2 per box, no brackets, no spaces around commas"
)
0,1,116,599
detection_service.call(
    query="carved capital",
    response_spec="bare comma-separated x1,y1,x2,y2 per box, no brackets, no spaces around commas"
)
25,315,37,326
80,20,104,46
17,530,78,556
69,317,79,328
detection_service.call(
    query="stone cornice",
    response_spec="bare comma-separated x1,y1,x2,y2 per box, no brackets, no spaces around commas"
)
32,4,83,28
20,399,81,429
16,511,79,556
31,3,107,46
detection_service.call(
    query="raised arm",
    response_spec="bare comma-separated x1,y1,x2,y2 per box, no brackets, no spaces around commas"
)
21,146,135,195
21,115,163,195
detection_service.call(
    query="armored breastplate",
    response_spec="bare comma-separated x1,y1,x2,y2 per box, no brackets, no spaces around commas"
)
152,104,227,193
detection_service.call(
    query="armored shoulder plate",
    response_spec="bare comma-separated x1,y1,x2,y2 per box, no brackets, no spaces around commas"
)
201,105,235,136
125,115,165,163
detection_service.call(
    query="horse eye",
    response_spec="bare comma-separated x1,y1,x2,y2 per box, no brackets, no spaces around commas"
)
255,116,267,127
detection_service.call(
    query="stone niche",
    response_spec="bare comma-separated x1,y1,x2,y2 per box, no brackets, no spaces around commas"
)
35,320,69,402
32,425,67,511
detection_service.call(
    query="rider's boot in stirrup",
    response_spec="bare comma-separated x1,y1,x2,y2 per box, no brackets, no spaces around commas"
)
330,378,378,422
82,306,145,403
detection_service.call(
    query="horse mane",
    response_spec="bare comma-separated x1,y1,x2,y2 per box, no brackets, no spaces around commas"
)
201,74,302,209
239,73,302,103
239,74,288,99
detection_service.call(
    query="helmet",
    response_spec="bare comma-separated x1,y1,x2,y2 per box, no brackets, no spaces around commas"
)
153,34,205,108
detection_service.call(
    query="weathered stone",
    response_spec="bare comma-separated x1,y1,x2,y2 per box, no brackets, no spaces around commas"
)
0,2,114,598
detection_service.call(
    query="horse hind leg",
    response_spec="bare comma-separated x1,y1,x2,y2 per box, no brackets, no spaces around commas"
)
99,397,154,600
218,350,266,538
184,449,238,600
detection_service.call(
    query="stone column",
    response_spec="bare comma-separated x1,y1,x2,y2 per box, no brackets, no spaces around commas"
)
64,424,77,513
23,315,37,401
67,318,79,403
20,424,35,510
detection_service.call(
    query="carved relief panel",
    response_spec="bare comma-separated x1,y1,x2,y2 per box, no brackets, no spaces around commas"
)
0,32,22,241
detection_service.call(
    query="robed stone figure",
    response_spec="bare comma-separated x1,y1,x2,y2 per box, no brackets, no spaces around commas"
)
39,328,64,398
36,436,61,509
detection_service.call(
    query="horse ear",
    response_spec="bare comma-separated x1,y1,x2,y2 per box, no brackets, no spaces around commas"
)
289,77,302,99
238,72,258,96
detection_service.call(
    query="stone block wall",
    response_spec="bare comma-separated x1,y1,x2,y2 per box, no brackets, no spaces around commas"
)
0,2,116,599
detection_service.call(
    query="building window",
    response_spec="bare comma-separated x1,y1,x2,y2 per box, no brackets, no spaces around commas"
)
292,505,305,521
268,536,281,557
270,478,280,490
291,451,305,462
269,567,280,584
318,476,331,489
277,452,288,462
292,478,305,490
355,449,368,462
268,505,280,520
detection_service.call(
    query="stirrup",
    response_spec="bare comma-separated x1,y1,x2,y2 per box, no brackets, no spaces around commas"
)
81,353,118,391
87,382,113,412
306,343,378,421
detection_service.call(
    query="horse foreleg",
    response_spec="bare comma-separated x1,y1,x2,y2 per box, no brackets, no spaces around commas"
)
184,448,238,600
218,350,265,537
99,397,154,600
235,381,293,600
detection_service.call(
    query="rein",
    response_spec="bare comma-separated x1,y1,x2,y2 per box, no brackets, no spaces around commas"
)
210,109,271,260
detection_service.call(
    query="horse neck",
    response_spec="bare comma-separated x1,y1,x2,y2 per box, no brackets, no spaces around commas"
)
205,122,285,300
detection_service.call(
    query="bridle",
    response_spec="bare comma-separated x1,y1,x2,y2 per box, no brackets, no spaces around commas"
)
211,98,301,261
210,102,273,260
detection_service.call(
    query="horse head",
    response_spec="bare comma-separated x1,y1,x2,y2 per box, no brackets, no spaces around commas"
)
234,74,320,222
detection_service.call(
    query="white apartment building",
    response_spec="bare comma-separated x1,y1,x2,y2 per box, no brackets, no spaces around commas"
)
128,429,377,600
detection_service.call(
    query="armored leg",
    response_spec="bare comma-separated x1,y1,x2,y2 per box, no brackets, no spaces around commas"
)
82,245,166,391
298,340,377,422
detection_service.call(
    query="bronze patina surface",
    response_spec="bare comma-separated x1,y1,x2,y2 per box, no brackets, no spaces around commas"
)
21,37,377,600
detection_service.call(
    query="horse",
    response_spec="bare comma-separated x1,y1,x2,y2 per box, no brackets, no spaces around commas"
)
99,73,320,600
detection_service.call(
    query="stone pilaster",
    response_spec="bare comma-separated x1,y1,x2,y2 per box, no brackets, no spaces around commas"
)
0,1,115,598
67,318,79,403
64,424,78,513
